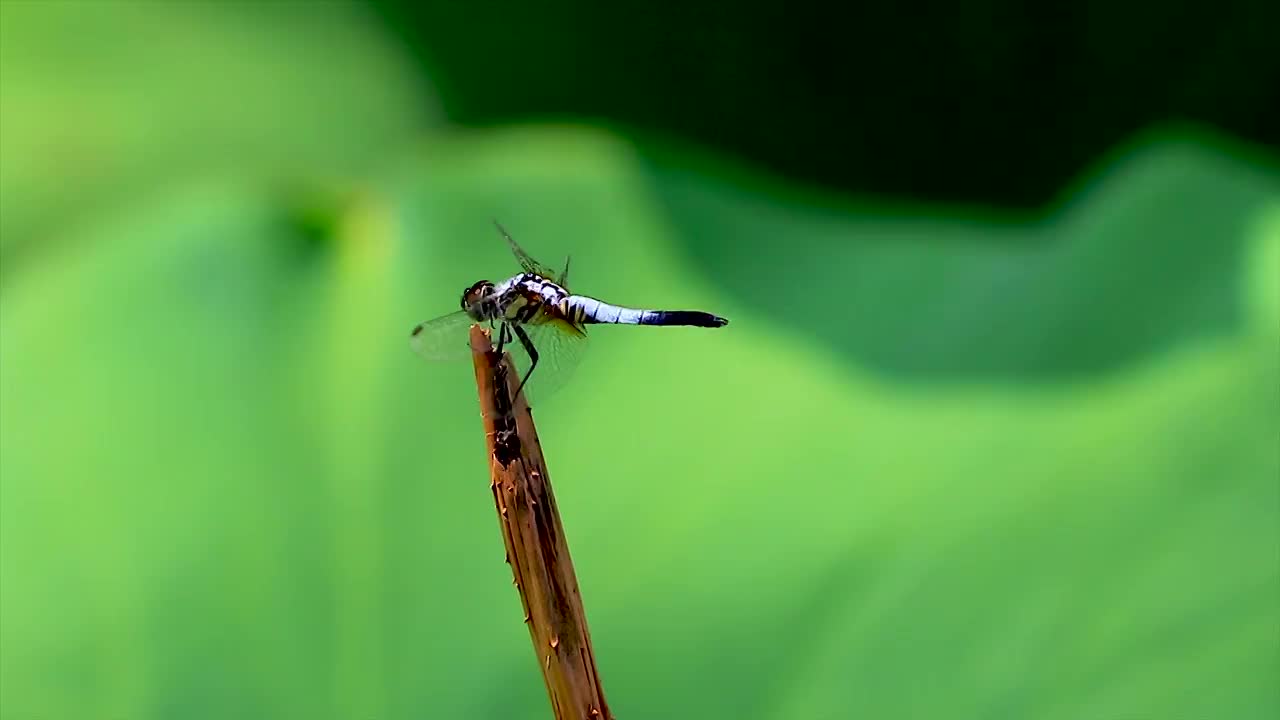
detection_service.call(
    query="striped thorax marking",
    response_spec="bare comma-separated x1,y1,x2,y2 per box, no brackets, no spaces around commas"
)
478,273,577,327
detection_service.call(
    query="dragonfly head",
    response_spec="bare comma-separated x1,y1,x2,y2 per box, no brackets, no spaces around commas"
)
460,280,497,320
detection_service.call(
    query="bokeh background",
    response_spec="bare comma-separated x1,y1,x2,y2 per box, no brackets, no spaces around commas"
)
2,1,1278,718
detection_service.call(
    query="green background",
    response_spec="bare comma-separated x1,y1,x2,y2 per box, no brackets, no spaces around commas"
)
2,2,1277,719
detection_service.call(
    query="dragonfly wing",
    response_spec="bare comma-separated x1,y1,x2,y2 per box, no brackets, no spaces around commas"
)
557,255,571,288
505,318,589,404
409,310,477,362
492,220,562,285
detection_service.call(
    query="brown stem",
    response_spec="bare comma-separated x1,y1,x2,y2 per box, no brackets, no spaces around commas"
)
468,325,613,720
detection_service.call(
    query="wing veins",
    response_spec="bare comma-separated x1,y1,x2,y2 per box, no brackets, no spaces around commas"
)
492,220,561,285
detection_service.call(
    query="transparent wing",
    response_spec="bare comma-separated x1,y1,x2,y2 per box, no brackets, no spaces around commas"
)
557,255,571,288
504,319,590,404
409,310,476,362
492,220,563,286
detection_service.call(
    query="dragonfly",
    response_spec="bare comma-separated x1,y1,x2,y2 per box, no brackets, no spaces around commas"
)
410,221,729,402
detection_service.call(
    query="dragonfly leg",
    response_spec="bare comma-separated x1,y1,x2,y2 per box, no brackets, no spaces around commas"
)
495,321,512,356
512,324,539,401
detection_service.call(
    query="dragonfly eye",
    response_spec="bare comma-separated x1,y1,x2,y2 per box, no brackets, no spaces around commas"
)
460,280,495,310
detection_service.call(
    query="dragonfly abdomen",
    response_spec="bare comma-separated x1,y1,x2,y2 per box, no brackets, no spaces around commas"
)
567,296,728,327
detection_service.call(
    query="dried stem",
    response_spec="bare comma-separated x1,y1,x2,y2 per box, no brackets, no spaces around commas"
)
468,325,613,720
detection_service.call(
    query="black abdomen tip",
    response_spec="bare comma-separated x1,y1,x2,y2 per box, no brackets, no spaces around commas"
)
650,310,729,327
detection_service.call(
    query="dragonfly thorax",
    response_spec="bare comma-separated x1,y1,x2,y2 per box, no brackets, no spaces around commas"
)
460,273,570,324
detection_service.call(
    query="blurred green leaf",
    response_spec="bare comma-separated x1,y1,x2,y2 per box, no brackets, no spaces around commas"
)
0,0,436,268
645,127,1280,381
2,121,1276,720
